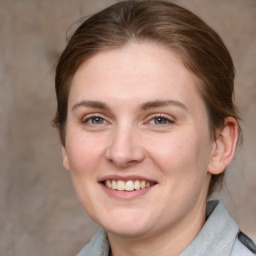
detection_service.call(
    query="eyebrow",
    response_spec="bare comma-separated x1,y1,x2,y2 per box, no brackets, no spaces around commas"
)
71,100,111,111
71,99,188,112
139,100,188,112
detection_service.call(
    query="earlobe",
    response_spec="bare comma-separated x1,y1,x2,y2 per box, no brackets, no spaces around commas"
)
61,146,70,171
208,117,238,175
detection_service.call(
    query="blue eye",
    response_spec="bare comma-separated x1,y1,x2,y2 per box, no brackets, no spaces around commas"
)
87,116,106,124
154,117,168,124
149,116,172,125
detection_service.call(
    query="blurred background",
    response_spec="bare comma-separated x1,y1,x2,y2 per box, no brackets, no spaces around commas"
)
0,0,255,255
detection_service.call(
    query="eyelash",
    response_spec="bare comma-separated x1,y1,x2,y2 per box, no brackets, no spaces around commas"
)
81,113,174,127
81,114,108,125
147,114,174,125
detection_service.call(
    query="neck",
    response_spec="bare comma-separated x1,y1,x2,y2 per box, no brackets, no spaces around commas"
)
107,201,207,256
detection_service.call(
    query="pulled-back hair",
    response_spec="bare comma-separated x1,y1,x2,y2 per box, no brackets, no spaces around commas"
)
53,0,241,195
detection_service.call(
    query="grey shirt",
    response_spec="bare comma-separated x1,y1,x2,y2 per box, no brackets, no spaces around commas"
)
77,200,255,256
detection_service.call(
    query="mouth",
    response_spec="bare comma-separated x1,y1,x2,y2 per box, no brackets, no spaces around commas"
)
103,179,156,191
99,176,157,199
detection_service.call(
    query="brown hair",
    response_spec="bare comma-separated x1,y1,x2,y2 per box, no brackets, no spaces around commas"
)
53,0,241,195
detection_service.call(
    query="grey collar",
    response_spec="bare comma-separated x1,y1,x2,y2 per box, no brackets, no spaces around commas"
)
77,228,110,256
77,200,239,256
180,200,239,256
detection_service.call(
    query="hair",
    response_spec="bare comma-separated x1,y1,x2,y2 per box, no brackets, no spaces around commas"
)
53,0,242,195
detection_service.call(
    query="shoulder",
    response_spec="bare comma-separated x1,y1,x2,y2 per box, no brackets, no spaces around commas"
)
231,231,256,256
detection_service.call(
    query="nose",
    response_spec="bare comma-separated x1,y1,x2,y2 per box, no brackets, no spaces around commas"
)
105,125,145,168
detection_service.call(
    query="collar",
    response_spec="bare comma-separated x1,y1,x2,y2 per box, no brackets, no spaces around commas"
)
180,200,239,256
77,200,239,256
77,228,110,256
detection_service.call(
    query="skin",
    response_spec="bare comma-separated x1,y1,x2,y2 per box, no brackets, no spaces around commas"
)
62,42,238,256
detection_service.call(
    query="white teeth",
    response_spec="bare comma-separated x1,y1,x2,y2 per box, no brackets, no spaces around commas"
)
106,180,112,189
125,180,134,191
112,180,117,189
117,180,125,190
104,180,154,191
140,181,146,189
134,180,141,190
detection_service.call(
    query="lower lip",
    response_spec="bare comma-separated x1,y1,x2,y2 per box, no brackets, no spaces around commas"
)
99,183,156,200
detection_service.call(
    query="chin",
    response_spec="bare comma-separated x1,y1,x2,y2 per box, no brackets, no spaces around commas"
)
94,208,156,238
105,223,153,238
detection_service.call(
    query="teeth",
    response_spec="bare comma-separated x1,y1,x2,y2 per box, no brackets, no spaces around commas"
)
112,180,117,189
134,180,140,190
125,180,134,191
104,180,154,191
117,180,125,191
106,180,112,189
140,181,146,189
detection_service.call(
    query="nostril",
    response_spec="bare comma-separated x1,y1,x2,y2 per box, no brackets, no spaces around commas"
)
104,128,145,167
105,149,141,167
105,146,145,166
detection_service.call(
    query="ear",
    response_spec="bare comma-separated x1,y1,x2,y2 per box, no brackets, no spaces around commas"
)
61,145,70,171
208,117,238,175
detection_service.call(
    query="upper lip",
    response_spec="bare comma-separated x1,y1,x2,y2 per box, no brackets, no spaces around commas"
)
98,175,158,183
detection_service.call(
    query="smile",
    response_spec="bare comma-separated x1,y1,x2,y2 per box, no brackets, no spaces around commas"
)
104,180,155,191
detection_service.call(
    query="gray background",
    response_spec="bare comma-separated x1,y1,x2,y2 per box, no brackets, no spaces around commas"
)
0,0,255,255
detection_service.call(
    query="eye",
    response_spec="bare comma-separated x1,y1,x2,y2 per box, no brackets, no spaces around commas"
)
148,115,174,125
88,116,106,124
82,115,108,125
151,117,169,124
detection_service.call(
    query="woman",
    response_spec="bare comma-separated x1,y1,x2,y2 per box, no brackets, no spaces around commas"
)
53,1,256,255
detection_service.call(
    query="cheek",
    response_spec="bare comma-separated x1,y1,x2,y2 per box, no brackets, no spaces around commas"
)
145,133,192,168
145,130,211,178
65,132,106,176
65,132,107,216
144,132,211,219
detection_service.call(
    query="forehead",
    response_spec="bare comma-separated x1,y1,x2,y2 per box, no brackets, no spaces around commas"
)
70,42,205,113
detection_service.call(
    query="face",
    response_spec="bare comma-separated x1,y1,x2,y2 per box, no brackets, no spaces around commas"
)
62,42,216,239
